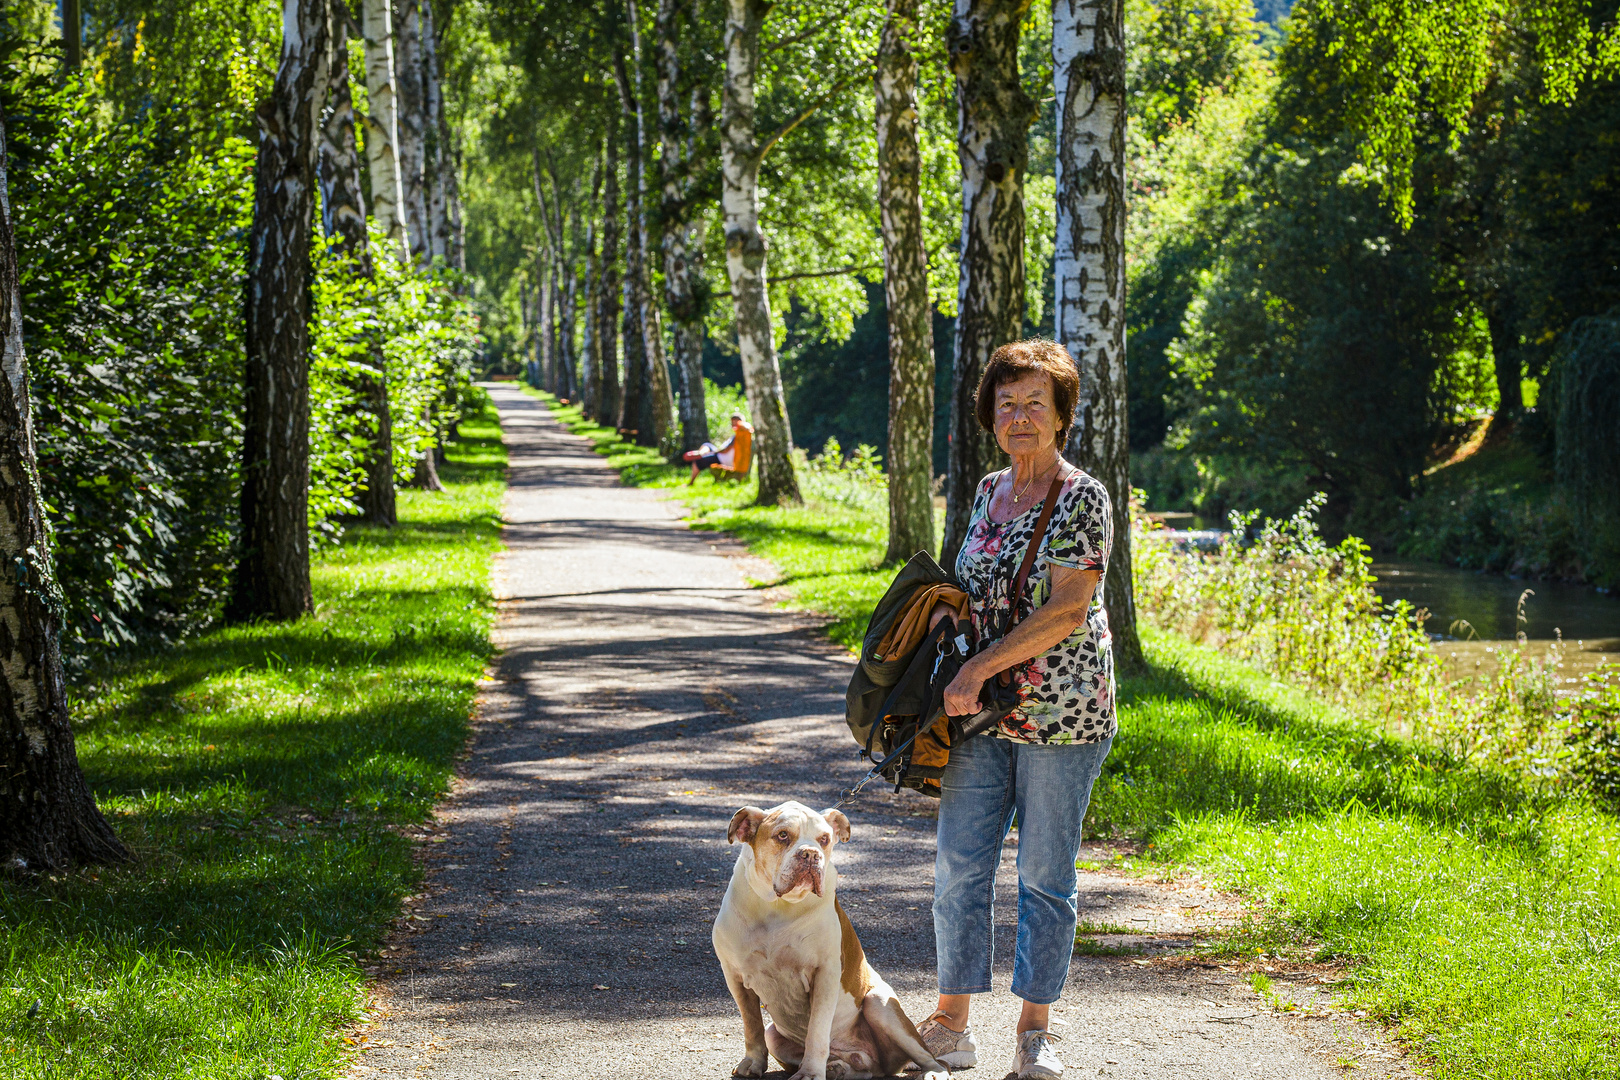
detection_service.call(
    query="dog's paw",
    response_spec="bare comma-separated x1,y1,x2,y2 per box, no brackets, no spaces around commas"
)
917,1070,949,1080
824,1061,855,1080
785,1071,826,1080
732,1053,768,1078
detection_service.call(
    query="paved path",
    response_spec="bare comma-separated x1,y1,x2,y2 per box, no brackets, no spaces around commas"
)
352,385,1415,1080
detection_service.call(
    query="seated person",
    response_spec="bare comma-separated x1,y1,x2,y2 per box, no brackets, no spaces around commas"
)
682,413,751,485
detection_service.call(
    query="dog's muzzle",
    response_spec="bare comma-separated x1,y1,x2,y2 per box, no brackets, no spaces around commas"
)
776,850,825,898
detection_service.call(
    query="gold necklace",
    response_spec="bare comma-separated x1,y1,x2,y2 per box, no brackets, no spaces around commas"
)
1011,461,1052,504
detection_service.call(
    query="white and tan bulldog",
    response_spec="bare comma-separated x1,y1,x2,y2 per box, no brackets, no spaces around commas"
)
712,801,948,1080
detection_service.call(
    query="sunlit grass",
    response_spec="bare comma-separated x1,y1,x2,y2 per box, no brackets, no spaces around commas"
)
1104,629,1620,1079
0,408,504,1078
536,387,1620,1079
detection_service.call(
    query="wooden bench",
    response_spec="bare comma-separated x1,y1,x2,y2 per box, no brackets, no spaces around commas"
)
709,426,753,483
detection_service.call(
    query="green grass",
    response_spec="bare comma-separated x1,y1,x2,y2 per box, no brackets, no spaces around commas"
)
1108,630,1620,1078
0,408,505,1078
536,389,1620,1079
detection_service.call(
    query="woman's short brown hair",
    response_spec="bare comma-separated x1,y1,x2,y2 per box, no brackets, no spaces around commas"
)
974,339,1081,445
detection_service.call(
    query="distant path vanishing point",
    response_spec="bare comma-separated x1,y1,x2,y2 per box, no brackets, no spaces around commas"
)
352,383,1415,1080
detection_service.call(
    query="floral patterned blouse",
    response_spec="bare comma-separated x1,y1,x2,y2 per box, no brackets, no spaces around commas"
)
954,467,1116,744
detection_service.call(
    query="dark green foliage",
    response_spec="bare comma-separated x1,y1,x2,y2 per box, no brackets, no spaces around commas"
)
1167,135,1486,535
9,82,249,654
1555,308,1620,583
778,281,890,459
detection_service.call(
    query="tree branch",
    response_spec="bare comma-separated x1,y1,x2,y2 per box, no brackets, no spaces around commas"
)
771,262,879,282
755,62,872,164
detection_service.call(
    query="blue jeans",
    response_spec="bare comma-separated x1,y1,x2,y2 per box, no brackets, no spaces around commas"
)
933,733,1113,1005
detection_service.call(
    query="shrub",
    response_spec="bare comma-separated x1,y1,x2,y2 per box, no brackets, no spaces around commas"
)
310,231,480,541
7,73,480,657
793,437,885,513
1134,495,1597,778
10,83,249,653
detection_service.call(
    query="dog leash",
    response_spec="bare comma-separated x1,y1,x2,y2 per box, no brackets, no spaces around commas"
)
830,727,924,811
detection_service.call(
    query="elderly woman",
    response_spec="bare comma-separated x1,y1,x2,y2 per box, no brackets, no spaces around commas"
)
916,340,1116,1080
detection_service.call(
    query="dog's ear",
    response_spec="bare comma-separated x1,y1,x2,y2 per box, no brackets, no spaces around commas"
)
820,808,851,844
728,806,766,844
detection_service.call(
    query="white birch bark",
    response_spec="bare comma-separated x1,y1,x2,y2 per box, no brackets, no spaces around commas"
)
1052,0,1141,668
580,155,604,420
395,0,430,267
940,0,1035,563
876,0,935,562
722,0,801,505
420,0,450,263
656,0,711,455
624,0,678,453
360,0,407,257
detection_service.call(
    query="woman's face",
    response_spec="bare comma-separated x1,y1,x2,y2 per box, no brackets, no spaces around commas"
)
992,370,1059,458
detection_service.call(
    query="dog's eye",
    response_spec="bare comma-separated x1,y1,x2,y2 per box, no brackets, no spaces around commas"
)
817,835,830,846
775,831,791,842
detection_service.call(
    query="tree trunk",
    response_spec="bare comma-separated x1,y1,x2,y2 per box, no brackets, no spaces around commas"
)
877,0,936,563
448,140,466,272
622,1,679,454
62,0,82,71
581,156,603,421
410,419,443,490
0,112,126,872
228,0,330,624
559,236,579,401
656,0,712,454
940,0,1034,564
360,0,408,256
1053,0,1140,670
598,127,623,425
619,268,651,435
420,0,450,263
721,0,801,504
1487,305,1522,428
541,253,557,391
318,11,397,529
395,0,431,267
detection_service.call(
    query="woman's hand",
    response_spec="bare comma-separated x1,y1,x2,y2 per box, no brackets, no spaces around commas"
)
927,601,954,631
942,658,990,718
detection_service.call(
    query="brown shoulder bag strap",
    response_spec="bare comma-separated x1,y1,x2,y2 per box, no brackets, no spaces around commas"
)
1008,466,1072,628
992,465,1072,689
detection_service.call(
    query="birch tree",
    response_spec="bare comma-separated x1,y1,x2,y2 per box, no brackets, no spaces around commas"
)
318,4,396,528
615,11,678,451
229,0,332,622
721,0,802,505
598,126,623,424
420,0,451,262
1052,0,1139,666
655,0,713,454
360,0,408,255
876,0,935,562
395,0,431,266
0,111,126,872
941,0,1035,563
580,155,604,421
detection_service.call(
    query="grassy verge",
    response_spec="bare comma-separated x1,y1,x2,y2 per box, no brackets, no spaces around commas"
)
0,408,504,1078
535,388,1620,1079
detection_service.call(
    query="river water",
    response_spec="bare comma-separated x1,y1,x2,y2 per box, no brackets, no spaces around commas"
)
1373,561,1620,683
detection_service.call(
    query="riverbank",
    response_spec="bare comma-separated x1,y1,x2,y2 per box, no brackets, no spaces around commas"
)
538,390,1620,1080
0,409,505,1078
1137,434,1620,592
